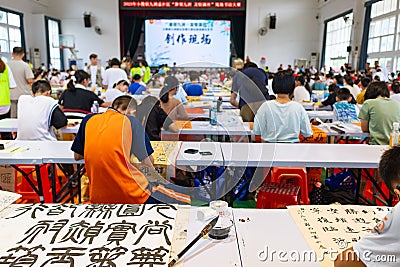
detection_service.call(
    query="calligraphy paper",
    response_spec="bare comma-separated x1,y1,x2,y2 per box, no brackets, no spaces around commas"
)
0,204,177,266
288,205,391,267
0,190,21,213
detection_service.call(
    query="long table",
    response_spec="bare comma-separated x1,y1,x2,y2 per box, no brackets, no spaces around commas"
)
0,118,80,134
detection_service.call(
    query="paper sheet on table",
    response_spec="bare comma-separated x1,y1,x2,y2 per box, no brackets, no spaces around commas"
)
0,190,21,213
288,205,391,267
174,121,192,129
0,147,29,153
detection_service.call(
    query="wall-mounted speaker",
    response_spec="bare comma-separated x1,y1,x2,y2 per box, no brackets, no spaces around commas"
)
84,13,91,28
269,15,276,29
347,46,352,53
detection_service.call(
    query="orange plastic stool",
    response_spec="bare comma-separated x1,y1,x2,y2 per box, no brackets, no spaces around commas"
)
14,164,58,203
270,167,309,204
256,182,301,209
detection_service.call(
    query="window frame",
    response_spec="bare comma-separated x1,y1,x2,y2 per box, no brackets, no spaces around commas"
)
45,16,63,70
321,9,353,70
0,7,26,61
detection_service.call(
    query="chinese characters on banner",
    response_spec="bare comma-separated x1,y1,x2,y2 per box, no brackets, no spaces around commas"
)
288,205,391,267
0,204,178,266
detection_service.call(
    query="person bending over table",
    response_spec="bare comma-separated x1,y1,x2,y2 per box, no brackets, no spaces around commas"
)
159,76,189,121
253,70,312,142
17,80,67,140
136,96,179,141
358,81,400,145
335,145,400,267
59,70,110,116
71,95,190,204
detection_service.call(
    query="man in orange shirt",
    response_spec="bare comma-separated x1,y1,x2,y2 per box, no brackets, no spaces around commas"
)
71,95,190,204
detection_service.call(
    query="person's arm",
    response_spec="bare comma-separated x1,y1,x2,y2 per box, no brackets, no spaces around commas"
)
230,92,239,108
360,119,369,132
334,247,365,267
74,152,84,161
130,116,155,164
167,123,179,133
71,114,95,161
50,106,68,129
160,109,179,133
100,102,111,108
358,103,370,132
25,64,34,85
176,103,189,121
300,108,313,138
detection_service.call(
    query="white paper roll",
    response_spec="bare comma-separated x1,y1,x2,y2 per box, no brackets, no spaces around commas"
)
197,208,217,221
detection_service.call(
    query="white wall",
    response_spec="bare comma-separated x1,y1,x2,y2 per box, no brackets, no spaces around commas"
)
245,0,320,71
47,0,120,68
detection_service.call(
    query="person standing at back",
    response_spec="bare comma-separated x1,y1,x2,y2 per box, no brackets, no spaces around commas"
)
7,47,34,118
0,57,16,139
85,53,105,88
102,58,128,90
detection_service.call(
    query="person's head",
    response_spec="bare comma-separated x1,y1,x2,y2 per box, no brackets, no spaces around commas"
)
295,75,306,86
272,70,295,95
109,58,120,68
392,81,400,94
12,47,24,58
361,77,371,89
374,60,379,68
364,81,390,100
89,53,98,65
160,76,179,103
336,87,352,102
233,58,244,70
379,145,400,198
67,70,90,91
32,80,52,96
328,84,339,94
333,75,344,85
189,72,199,82
0,58,5,73
133,74,141,82
113,80,129,92
344,75,354,86
112,95,137,115
243,62,258,69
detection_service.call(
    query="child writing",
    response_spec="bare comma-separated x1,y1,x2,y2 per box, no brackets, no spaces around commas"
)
333,87,359,123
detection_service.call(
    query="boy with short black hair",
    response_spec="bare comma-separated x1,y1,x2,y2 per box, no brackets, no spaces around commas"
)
335,145,400,267
17,80,67,140
333,87,359,123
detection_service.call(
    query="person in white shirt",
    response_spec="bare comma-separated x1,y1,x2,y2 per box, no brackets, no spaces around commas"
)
335,146,400,267
7,47,34,118
253,70,312,142
293,75,311,102
104,80,129,102
102,58,128,90
390,81,400,102
17,80,67,141
85,53,105,88
344,75,360,101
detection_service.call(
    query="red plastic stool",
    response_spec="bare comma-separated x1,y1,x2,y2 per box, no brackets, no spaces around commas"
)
271,167,309,204
14,164,58,203
256,182,301,209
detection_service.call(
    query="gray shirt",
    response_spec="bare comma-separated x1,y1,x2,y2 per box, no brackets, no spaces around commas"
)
7,59,34,100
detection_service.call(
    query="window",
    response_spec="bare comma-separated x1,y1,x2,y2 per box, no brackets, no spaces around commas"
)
366,0,400,73
0,8,24,62
323,12,353,70
45,16,62,70
371,0,398,18
368,16,396,53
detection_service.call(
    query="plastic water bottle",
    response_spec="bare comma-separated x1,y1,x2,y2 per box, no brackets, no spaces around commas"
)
390,122,400,148
217,96,223,112
92,101,99,113
210,107,217,126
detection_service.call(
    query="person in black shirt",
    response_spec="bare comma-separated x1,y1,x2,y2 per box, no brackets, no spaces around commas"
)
136,96,179,141
320,84,339,107
59,70,110,115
